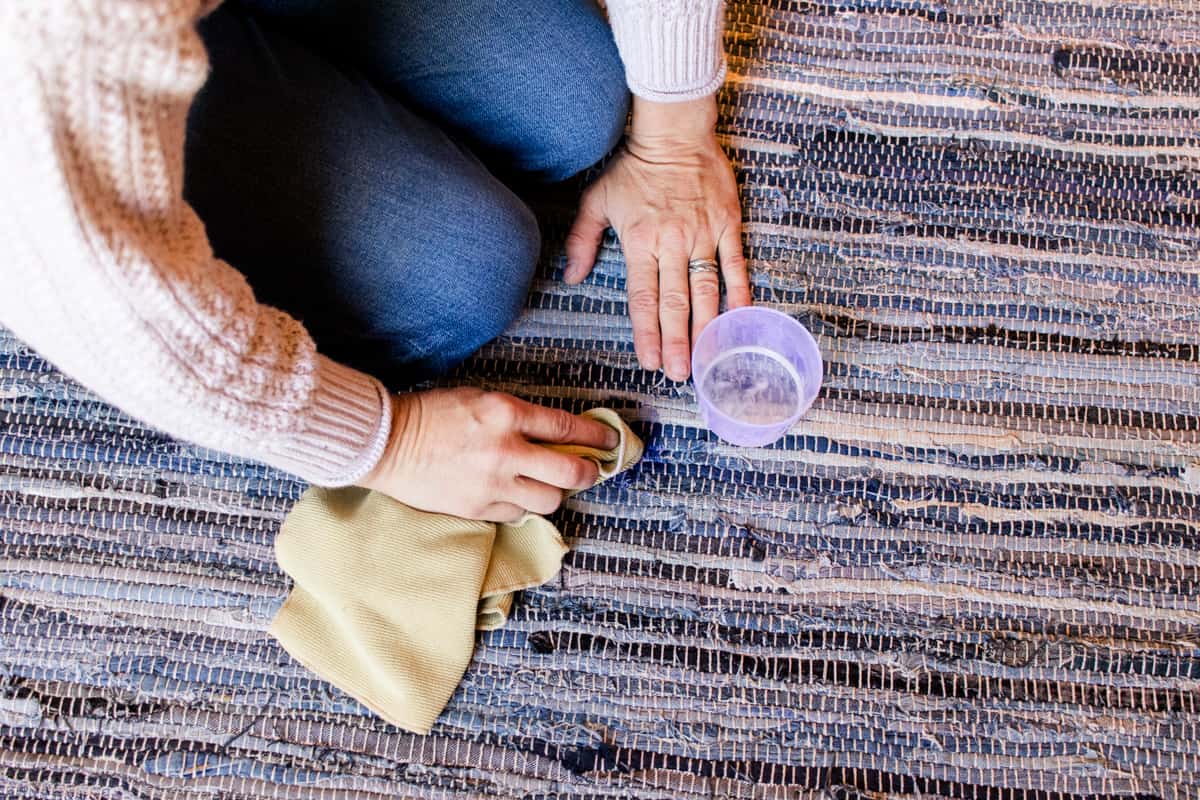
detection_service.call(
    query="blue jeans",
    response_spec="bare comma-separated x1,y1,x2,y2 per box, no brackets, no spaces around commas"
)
184,0,629,384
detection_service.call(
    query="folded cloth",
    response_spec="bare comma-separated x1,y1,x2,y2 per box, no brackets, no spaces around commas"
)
269,408,643,733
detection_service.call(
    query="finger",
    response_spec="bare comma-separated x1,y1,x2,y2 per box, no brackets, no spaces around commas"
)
479,502,528,524
688,242,721,348
717,220,753,309
516,401,619,449
508,475,567,516
564,188,608,284
516,443,600,491
624,238,662,371
658,232,692,381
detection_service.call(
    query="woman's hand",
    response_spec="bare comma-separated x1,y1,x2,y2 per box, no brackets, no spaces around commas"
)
359,388,618,522
564,94,752,381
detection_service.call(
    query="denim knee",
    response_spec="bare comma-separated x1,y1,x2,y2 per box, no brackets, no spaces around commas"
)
333,194,540,385
485,2,631,184
537,54,630,182
422,196,541,372
448,204,540,351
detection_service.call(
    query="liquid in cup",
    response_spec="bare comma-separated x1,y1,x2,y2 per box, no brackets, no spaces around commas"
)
692,307,822,446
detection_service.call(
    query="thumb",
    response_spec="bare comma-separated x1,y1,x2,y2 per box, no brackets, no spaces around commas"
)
564,187,609,284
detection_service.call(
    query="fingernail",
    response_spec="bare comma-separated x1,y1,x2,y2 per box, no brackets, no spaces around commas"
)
604,430,620,449
669,357,689,379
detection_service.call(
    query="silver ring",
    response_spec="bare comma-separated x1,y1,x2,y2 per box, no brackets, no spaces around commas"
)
687,258,720,275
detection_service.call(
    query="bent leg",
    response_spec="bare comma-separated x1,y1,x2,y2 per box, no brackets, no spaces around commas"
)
184,5,540,385
237,0,631,182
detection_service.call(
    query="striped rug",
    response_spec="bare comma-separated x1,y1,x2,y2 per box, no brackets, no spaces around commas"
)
2,0,1199,796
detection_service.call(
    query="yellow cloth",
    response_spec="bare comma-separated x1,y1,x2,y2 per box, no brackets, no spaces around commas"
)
268,408,643,734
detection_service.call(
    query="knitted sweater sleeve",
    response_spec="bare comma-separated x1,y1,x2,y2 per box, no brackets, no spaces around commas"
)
604,0,727,102
0,1,391,487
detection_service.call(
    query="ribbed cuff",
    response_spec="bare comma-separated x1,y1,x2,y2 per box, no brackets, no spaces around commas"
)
265,355,392,488
606,0,727,102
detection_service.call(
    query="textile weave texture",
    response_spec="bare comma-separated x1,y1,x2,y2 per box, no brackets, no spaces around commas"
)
2,0,1199,797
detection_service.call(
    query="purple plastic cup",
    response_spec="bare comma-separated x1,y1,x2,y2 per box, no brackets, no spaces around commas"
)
691,306,823,447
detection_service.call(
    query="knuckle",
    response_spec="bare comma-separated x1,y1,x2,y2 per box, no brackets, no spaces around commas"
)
662,227,688,250
661,290,691,314
623,228,655,252
485,445,514,477
551,411,575,440
691,278,720,301
628,288,659,315
480,392,518,425
477,390,505,408
663,338,690,355
722,247,746,267
574,460,598,487
567,459,589,487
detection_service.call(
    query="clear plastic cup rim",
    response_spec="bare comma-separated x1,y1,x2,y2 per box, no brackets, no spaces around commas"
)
691,306,822,436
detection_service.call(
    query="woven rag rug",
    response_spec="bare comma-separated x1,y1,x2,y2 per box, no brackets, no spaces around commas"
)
2,0,1200,797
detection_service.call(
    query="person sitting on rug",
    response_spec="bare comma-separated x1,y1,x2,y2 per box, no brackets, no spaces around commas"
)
0,0,751,522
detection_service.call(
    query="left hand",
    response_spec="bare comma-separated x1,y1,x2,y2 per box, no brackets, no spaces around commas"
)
564,95,752,381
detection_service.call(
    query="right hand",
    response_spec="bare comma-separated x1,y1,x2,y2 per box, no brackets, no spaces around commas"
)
359,388,619,522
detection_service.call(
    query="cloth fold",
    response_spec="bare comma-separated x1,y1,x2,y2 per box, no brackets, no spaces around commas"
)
269,408,643,733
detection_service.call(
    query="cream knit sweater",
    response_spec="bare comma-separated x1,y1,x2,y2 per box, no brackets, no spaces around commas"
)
0,0,725,487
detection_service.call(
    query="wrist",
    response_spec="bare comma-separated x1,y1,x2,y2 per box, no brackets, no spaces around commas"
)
359,394,410,493
629,95,718,146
